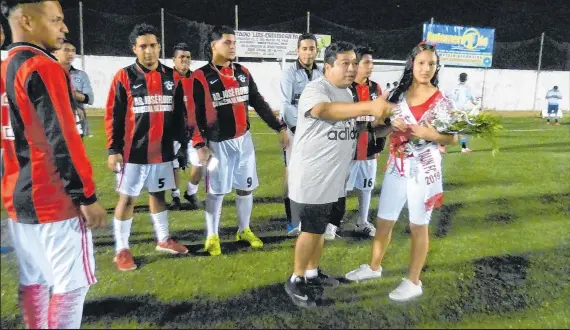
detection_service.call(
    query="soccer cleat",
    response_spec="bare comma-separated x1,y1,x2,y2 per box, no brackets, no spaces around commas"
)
345,264,383,282
388,278,423,302
461,148,472,153
156,237,188,255
284,276,317,308
323,223,340,241
204,235,222,256
168,196,183,210
114,249,137,271
307,268,340,288
184,192,201,210
286,222,301,236
355,222,376,237
236,228,263,248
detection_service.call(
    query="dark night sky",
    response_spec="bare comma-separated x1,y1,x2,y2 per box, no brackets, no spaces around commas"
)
73,0,570,42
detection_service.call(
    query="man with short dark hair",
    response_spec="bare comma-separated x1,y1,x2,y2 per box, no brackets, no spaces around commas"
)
279,32,323,235
169,42,203,210
53,39,94,138
284,41,393,308
339,46,386,239
106,23,189,272
1,1,106,327
186,25,289,256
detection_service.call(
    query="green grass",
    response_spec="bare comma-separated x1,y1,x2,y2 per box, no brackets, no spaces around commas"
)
1,116,570,329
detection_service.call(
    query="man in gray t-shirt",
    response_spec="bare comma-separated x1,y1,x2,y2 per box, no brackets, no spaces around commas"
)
284,42,393,308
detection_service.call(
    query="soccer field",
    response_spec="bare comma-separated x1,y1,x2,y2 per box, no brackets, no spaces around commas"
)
1,116,569,329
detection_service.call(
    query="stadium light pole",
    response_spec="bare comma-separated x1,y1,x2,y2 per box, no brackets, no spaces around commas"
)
307,11,310,33
79,1,85,70
161,8,165,60
532,32,545,111
235,4,239,61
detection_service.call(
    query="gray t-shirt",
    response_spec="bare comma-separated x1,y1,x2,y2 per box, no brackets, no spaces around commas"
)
288,77,358,204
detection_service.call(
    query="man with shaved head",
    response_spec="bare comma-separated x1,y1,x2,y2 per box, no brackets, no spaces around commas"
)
1,1,106,328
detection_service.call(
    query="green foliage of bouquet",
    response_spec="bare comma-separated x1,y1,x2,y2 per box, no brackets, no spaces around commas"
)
444,112,504,154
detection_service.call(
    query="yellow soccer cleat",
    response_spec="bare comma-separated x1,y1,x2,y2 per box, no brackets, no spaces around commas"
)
236,228,264,249
204,235,222,256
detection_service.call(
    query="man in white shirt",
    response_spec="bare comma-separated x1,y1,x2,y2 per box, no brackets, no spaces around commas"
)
284,41,393,308
545,86,562,126
451,72,476,153
279,33,323,235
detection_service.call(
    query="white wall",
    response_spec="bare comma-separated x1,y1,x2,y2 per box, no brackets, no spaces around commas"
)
2,51,569,111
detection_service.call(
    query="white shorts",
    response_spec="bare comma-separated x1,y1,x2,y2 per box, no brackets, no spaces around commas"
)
377,158,433,225
116,162,175,196
346,159,378,192
8,218,96,294
206,131,259,195
172,142,201,169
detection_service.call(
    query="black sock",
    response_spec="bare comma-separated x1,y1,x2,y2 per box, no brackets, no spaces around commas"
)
555,119,559,123
284,197,292,221
461,141,467,148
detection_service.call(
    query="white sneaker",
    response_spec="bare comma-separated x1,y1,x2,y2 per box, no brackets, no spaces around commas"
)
388,278,423,302
355,222,376,237
345,264,382,282
461,148,472,153
323,223,339,241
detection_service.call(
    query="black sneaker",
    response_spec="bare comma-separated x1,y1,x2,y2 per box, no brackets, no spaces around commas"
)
284,276,317,308
183,192,201,210
169,196,182,210
310,268,340,288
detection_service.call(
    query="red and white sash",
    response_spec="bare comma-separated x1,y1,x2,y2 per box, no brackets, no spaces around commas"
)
386,98,444,211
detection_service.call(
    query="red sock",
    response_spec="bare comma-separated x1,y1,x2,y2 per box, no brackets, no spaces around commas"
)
19,284,49,329
48,287,89,329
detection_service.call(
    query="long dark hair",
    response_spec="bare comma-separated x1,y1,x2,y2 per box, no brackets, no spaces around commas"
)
388,43,441,103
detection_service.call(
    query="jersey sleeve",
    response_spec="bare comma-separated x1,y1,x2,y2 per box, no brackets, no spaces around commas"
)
105,70,128,155
27,63,97,206
189,74,207,148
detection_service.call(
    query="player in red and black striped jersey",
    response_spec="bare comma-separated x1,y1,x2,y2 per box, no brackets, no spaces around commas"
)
344,47,389,238
185,25,289,256
105,23,189,271
169,42,203,211
1,1,106,328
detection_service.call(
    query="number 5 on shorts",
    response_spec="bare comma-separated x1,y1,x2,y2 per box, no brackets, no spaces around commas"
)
158,178,165,189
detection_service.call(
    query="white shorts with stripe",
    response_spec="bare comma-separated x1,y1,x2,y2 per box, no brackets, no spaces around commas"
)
116,162,175,196
206,131,259,195
7,217,96,294
346,159,378,192
377,157,434,225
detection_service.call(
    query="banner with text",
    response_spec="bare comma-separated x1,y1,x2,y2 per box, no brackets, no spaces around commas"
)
235,30,332,59
423,23,495,68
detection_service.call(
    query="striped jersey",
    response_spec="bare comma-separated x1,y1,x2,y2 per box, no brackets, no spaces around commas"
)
105,60,188,164
1,42,97,224
187,62,285,147
349,79,386,160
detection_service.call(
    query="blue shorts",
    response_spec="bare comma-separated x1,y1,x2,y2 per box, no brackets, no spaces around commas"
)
547,104,559,115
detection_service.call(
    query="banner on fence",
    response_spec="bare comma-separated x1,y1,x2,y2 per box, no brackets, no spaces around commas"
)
423,23,495,68
235,30,332,59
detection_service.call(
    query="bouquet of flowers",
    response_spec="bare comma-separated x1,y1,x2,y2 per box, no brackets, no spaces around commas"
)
391,97,504,154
